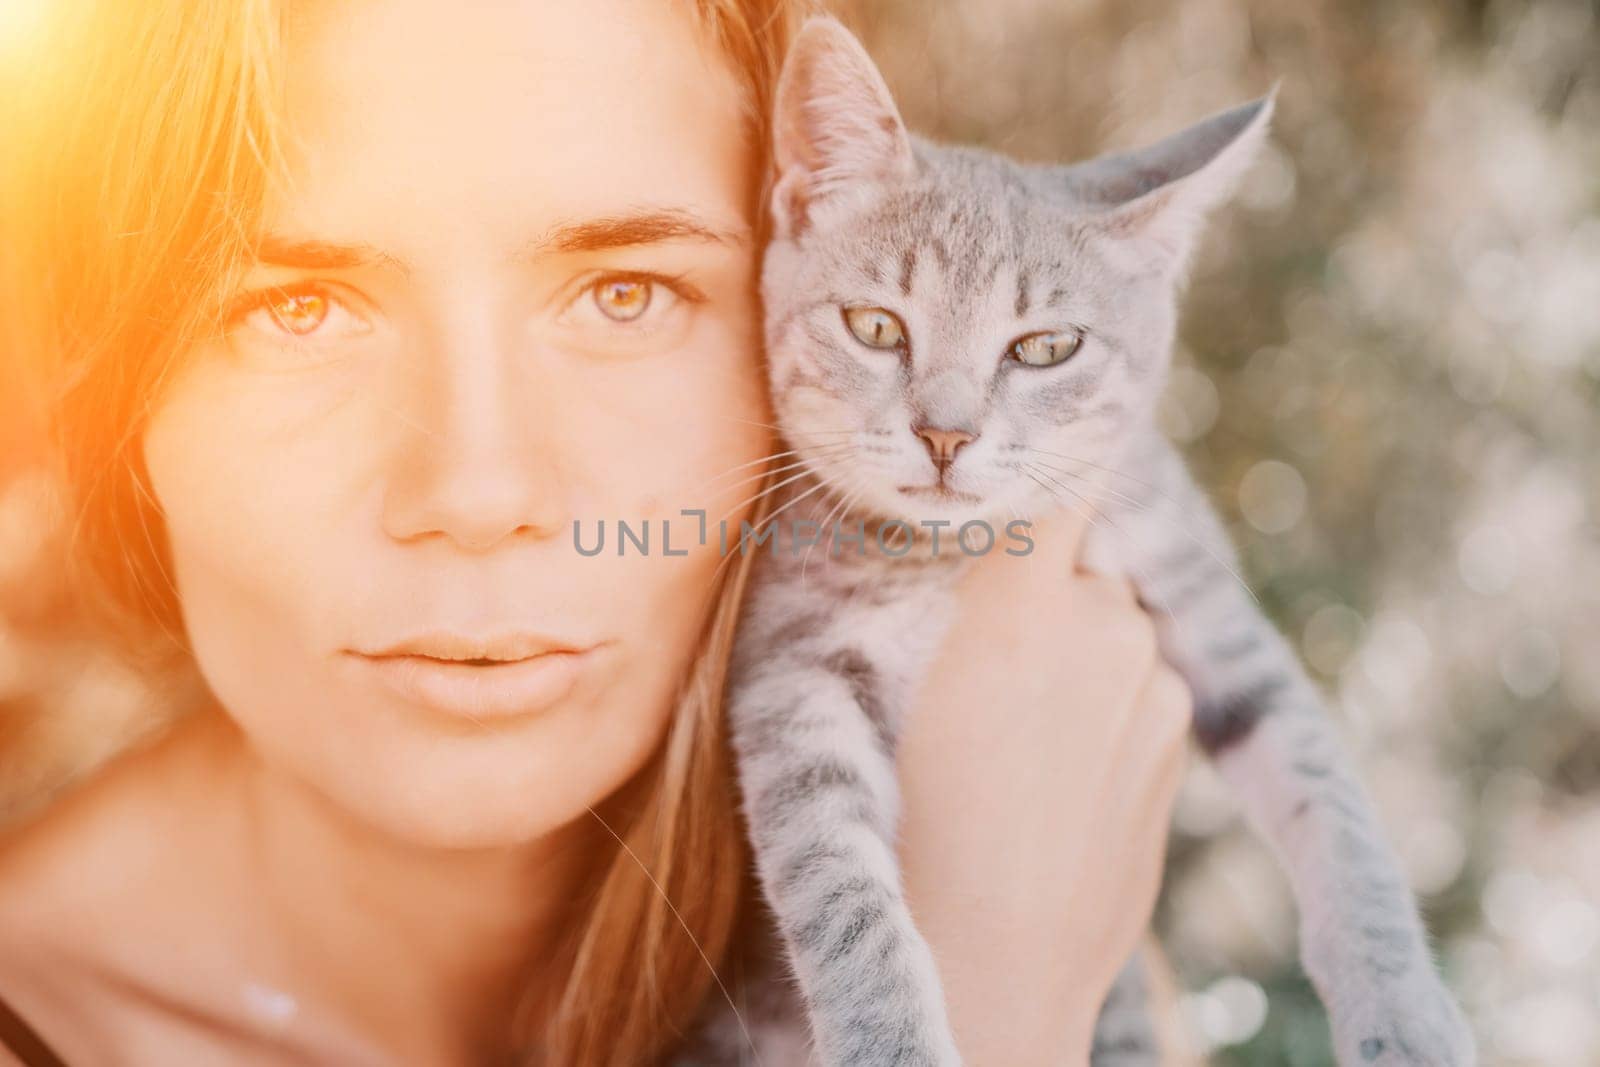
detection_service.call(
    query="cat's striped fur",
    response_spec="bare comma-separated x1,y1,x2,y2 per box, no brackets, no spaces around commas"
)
699,16,1473,1067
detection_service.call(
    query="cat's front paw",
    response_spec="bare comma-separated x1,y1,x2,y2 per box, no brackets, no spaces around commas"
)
811,1031,959,1067
814,1012,963,1067
1089,1035,1161,1067
1330,976,1475,1066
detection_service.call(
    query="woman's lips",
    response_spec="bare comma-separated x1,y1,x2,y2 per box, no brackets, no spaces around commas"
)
352,648,592,721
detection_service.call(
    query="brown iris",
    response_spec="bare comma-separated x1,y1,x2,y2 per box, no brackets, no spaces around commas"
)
594,279,651,322
267,291,330,336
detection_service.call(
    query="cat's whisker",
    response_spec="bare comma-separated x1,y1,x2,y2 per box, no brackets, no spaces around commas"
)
1028,455,1259,606
799,494,848,587
1025,456,1182,518
704,473,791,589
703,455,852,587
741,473,838,539
1028,448,1226,533
1028,459,1184,527
701,450,850,499
1024,447,1169,497
714,461,833,529
1028,457,1205,535
374,400,440,440
584,803,767,1067
800,482,864,586
714,413,855,438
1019,467,1096,532
700,447,834,490
1005,501,1030,541
711,452,833,488
1024,463,1191,649
707,473,840,588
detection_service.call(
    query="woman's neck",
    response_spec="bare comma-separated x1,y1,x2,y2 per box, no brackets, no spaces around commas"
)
9,706,604,1065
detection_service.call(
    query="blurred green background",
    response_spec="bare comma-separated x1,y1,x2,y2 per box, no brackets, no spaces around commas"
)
1,0,1596,1063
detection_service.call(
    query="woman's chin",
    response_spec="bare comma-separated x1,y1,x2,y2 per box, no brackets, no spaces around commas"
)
332,762,608,853
266,697,649,853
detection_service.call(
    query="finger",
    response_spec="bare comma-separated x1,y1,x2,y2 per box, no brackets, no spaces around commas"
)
1128,721,1187,860
1118,665,1194,818
1073,570,1141,605
1145,664,1195,745
1114,658,1191,734
1007,504,1090,573
1126,810,1176,922
1103,782,1180,960
953,505,1088,610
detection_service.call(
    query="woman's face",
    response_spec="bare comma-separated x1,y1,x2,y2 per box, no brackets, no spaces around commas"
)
142,0,769,847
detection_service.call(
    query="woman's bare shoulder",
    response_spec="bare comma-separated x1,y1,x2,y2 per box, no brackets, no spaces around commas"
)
0,764,151,1065
0,716,220,1034
0,723,188,932
0,713,291,1064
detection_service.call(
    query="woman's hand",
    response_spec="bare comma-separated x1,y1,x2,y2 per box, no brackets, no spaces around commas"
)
894,507,1192,1065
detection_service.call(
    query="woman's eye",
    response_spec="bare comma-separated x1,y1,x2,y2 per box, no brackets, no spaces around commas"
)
843,306,906,350
563,273,696,336
228,283,368,344
266,291,330,335
593,278,652,322
1009,329,1083,367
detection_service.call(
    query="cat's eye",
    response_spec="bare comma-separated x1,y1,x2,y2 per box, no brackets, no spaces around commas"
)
843,306,906,350
1009,330,1083,367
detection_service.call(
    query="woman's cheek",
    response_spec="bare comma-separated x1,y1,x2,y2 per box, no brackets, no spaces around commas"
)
579,318,766,682
143,361,365,603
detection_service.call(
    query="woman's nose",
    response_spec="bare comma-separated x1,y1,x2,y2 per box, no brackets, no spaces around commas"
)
380,323,567,552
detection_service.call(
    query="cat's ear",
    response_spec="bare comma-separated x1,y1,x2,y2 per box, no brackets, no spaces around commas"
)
1067,90,1277,274
770,16,915,240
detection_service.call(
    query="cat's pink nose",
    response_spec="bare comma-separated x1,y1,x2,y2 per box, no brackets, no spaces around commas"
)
915,426,976,469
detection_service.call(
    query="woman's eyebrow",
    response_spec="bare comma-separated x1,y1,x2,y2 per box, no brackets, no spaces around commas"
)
528,208,750,255
249,208,747,273
251,237,402,271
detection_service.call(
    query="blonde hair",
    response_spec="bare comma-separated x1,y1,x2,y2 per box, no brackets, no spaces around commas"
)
1,1,814,1063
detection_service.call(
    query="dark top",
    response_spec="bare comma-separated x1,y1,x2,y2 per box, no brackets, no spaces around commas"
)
0,990,68,1067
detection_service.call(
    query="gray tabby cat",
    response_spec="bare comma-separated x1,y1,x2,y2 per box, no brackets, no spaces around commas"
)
716,16,1474,1067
